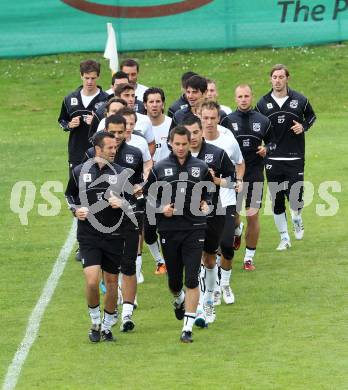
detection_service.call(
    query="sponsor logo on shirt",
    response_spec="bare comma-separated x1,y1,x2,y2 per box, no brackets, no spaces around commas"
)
243,139,250,147
204,154,213,163
253,123,261,132
265,164,272,170
278,115,285,124
232,123,238,131
126,154,134,164
83,173,92,182
289,99,298,109
191,167,201,177
108,175,118,184
267,103,273,109
71,97,78,106
164,168,173,176
96,192,104,201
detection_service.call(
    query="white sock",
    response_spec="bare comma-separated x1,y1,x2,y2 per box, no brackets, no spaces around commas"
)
148,241,164,264
197,266,205,312
220,268,231,287
101,310,114,332
274,212,290,241
136,255,142,280
291,209,302,223
88,305,101,326
245,247,256,262
216,254,221,267
234,222,242,236
204,265,217,304
215,266,221,289
199,265,206,294
174,289,185,305
122,302,134,320
182,312,196,332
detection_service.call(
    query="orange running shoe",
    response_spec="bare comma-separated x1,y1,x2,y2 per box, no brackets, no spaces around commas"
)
155,263,167,275
243,260,256,271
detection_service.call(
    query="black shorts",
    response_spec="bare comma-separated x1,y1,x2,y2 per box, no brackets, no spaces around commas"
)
121,229,138,276
237,165,264,210
265,158,304,212
220,205,236,260
160,229,205,291
79,236,124,274
204,214,225,254
143,213,158,245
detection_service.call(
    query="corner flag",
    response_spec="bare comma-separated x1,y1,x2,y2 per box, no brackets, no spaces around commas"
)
104,23,118,74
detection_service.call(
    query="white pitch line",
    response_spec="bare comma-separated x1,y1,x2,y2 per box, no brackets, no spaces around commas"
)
2,219,77,390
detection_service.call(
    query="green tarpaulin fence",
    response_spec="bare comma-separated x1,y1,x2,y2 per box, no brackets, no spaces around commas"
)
1,0,347,58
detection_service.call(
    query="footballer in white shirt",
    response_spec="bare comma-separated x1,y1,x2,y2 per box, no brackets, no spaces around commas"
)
143,87,172,164
200,101,245,306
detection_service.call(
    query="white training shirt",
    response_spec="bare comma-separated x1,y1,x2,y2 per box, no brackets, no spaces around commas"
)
218,124,234,139
81,89,100,108
127,134,151,162
152,116,172,163
135,113,155,143
271,93,289,108
220,104,233,115
205,132,243,207
156,141,171,162
97,117,106,132
135,83,148,102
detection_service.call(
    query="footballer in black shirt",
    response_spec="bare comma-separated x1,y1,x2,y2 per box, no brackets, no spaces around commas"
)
65,131,135,342
256,64,316,250
171,75,232,131
58,60,109,176
86,114,143,332
144,126,214,343
183,116,234,326
228,84,275,270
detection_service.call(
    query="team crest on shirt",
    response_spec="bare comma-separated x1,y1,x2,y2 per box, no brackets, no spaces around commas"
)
253,123,261,132
191,167,200,178
108,175,118,185
94,102,104,110
71,97,78,106
96,192,104,201
278,115,285,124
267,103,273,109
164,168,173,176
232,123,238,131
83,173,92,182
126,154,134,164
243,139,250,147
204,154,214,163
289,99,298,109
